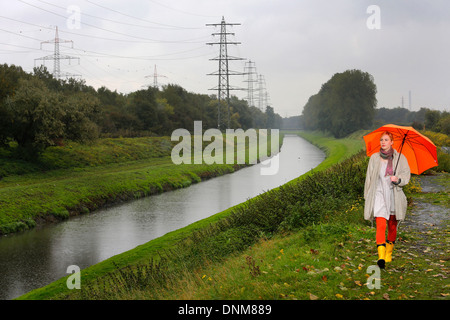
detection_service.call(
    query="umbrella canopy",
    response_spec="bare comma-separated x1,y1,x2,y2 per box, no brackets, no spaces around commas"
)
363,124,438,175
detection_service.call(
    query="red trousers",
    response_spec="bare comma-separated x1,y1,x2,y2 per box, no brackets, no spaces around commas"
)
376,216,398,244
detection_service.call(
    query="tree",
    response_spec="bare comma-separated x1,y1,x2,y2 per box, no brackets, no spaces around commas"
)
265,106,282,129
0,64,30,145
5,78,65,158
128,87,159,132
301,69,377,138
425,109,442,131
64,93,101,142
0,63,284,143
438,113,450,135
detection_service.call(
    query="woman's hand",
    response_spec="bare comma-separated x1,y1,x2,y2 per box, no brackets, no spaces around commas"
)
390,176,398,183
390,176,401,185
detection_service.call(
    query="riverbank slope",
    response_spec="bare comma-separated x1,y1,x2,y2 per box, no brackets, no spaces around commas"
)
0,133,279,235
18,130,365,299
20,130,448,300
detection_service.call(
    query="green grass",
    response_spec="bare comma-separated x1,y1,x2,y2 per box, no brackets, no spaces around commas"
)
0,158,239,234
138,198,448,301
0,137,173,176
18,130,365,300
0,132,280,235
17,130,449,300
67,177,448,301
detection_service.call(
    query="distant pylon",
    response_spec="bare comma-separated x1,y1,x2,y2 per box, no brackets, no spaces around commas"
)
244,60,258,108
409,90,412,110
206,16,245,129
145,65,167,89
34,26,80,79
257,74,268,111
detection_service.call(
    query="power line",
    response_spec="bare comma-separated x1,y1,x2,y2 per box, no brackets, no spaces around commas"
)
257,74,268,111
16,0,206,44
144,64,167,88
243,60,258,108
85,0,204,30
37,0,192,31
0,15,206,44
206,16,245,129
34,26,80,79
0,16,212,61
148,0,219,18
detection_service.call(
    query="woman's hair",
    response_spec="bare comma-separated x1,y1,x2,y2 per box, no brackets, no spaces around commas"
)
380,131,394,142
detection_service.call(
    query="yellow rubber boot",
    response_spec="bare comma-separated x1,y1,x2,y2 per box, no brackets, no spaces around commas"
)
377,244,386,269
385,241,394,262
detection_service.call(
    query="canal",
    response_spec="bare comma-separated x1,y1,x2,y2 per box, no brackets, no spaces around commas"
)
0,134,325,300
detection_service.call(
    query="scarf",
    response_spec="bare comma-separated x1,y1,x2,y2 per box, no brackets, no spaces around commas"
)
380,148,394,176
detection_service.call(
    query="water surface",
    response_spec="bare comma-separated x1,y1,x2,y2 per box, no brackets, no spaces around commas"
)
0,135,324,300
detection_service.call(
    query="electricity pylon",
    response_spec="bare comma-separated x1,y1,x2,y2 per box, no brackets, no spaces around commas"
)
35,26,80,79
145,65,167,89
257,74,267,111
244,60,258,108
206,16,245,129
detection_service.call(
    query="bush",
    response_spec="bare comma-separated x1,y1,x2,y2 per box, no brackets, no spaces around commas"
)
421,130,450,173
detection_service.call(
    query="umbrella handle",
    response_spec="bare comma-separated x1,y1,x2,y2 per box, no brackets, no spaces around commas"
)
394,131,408,176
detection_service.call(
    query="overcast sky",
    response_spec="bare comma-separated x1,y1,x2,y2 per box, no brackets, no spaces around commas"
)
1,0,449,118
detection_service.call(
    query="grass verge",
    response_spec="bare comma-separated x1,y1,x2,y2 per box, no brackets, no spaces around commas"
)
18,130,365,300
0,132,279,235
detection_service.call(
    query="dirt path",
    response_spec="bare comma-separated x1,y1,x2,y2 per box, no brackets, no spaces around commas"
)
401,172,450,262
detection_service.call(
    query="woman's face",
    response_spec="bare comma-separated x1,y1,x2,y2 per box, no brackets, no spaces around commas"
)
380,134,393,151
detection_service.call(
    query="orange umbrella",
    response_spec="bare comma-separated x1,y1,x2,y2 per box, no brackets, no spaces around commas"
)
363,124,438,175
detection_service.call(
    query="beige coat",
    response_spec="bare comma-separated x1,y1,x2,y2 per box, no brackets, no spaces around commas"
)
364,150,411,221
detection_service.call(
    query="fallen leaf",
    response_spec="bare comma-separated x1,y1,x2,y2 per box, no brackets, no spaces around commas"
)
309,293,319,300
322,275,328,282
335,294,343,299
383,293,390,300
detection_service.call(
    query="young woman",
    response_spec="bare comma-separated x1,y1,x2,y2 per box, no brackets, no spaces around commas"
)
364,131,411,269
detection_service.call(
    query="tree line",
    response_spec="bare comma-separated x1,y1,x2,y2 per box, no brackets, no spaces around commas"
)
300,69,449,137
374,107,450,134
0,63,282,159
301,69,377,138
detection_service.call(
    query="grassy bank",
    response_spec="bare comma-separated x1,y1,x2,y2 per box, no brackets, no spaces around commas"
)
16,130,450,300
18,130,365,300
131,183,448,300
0,132,279,235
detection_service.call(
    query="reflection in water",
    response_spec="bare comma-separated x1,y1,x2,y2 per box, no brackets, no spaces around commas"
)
0,135,324,299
